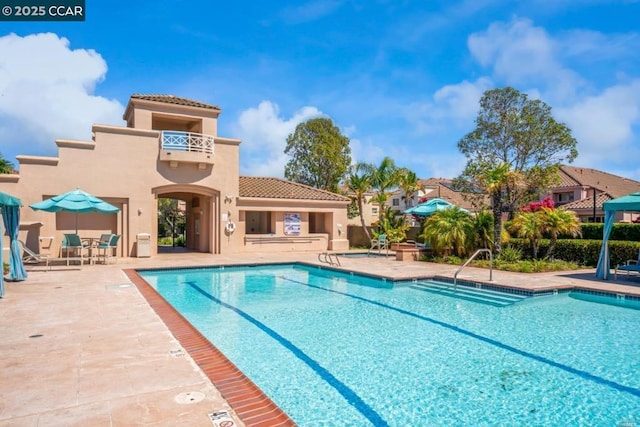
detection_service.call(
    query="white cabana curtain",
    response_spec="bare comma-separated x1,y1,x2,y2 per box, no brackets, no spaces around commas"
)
594,192,640,280
595,210,615,279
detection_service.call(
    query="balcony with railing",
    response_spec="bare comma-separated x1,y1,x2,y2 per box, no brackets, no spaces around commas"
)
159,131,215,169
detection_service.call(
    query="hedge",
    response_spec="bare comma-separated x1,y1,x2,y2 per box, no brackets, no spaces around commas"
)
506,238,640,267
562,223,640,241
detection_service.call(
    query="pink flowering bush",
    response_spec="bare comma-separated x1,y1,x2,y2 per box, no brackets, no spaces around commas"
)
520,196,554,212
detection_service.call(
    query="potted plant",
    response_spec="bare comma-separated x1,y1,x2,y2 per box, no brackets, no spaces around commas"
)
3,262,9,275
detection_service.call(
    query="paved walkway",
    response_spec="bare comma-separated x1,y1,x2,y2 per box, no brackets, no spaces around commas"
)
1,251,639,426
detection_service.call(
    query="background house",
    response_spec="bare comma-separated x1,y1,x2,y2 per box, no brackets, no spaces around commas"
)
345,191,380,226
348,165,640,230
547,166,640,223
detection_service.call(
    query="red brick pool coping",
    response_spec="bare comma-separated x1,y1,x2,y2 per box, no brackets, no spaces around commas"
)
124,269,296,427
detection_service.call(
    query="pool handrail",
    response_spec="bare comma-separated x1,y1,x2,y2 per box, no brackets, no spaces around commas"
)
318,252,341,267
453,248,493,290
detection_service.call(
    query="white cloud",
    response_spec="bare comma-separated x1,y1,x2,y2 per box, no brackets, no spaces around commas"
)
556,80,640,166
0,33,124,161
233,101,323,177
349,137,386,165
432,78,494,120
467,18,584,101
406,77,493,135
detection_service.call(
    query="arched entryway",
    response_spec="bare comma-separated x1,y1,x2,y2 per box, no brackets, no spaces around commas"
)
152,184,220,254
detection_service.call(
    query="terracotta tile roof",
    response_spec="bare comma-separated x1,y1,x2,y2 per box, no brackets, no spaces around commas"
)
555,168,580,187
130,94,220,110
239,176,350,202
557,165,640,198
560,192,612,210
418,178,488,210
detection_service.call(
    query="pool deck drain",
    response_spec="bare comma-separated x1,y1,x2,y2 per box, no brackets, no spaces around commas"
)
175,391,205,404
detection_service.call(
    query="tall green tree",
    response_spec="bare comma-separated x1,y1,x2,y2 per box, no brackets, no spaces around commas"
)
0,153,15,174
284,118,351,192
456,87,578,254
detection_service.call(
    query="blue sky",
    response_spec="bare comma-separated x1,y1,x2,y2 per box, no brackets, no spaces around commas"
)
1,0,639,181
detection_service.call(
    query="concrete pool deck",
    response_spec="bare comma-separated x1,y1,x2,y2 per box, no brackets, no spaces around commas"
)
1,250,639,426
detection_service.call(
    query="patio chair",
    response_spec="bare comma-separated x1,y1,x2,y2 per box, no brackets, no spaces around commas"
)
414,240,431,250
614,249,640,280
95,234,120,264
61,233,91,266
19,240,49,264
368,233,388,255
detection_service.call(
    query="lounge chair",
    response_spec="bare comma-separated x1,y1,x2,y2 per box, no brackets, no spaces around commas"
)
368,233,388,255
61,233,91,266
614,249,640,280
95,234,120,264
19,240,49,264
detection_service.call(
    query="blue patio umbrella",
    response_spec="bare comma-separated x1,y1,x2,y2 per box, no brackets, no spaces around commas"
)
404,198,468,216
0,191,27,297
30,189,120,234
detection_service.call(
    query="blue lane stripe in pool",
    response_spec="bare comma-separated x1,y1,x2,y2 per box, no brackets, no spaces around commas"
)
184,281,389,427
279,275,640,400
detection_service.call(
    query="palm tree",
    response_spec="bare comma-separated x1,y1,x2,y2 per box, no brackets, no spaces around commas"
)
345,163,374,240
478,162,523,255
0,153,15,174
369,157,398,219
420,207,474,257
473,209,494,251
541,207,581,259
509,211,544,259
397,168,421,211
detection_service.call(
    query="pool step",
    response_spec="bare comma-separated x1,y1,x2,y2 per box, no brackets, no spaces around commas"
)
410,280,528,307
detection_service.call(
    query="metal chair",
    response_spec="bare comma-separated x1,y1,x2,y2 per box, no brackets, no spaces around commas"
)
95,234,120,264
61,234,91,266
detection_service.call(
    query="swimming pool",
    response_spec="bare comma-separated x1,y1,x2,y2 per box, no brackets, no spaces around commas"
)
138,264,640,426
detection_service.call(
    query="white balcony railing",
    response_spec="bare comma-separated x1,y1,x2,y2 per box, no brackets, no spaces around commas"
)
161,131,214,155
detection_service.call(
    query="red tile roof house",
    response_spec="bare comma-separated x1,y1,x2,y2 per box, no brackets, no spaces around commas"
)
0,94,351,259
549,166,640,223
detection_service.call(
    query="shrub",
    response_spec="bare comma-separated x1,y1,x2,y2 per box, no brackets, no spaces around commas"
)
576,223,640,241
498,245,522,263
507,238,640,267
473,258,580,273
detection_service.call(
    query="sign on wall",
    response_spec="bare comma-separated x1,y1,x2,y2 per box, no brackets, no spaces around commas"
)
284,213,301,235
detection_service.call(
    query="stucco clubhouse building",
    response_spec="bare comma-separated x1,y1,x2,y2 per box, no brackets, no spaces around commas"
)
0,95,350,259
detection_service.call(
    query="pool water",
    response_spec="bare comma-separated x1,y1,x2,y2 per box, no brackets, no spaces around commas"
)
139,264,640,426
